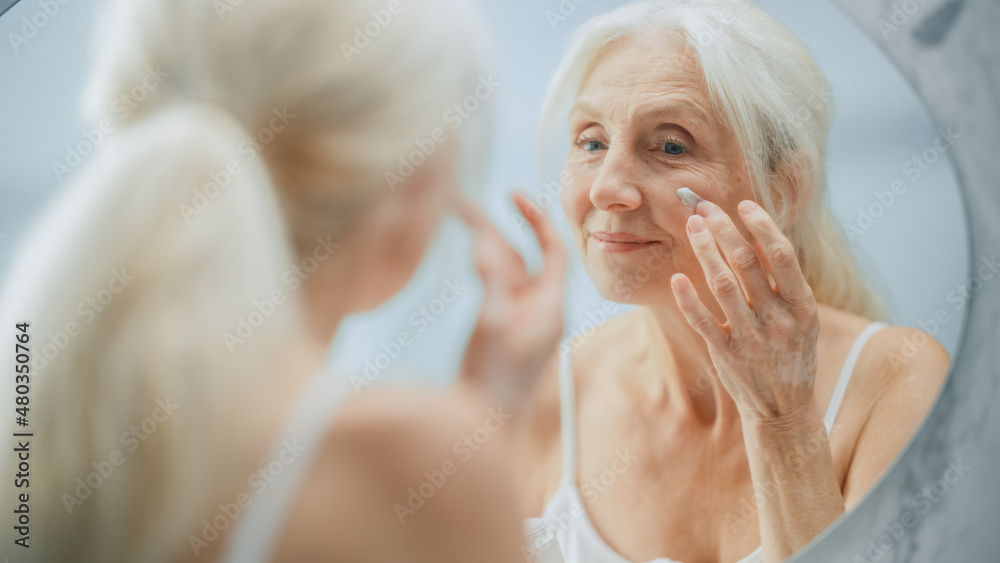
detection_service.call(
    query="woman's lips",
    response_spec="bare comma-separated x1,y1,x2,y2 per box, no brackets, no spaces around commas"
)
590,231,659,253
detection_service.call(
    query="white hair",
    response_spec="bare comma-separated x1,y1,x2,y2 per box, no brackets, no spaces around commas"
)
540,0,887,321
0,0,490,560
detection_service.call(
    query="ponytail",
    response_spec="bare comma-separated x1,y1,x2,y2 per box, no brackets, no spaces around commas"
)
0,103,306,562
0,0,494,559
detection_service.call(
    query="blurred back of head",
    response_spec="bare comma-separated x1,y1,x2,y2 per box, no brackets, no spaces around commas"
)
0,0,490,561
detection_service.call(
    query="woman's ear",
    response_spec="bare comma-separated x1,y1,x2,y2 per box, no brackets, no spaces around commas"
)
771,148,812,229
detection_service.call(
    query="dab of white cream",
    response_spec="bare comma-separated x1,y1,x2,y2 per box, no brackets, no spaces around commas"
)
676,187,704,213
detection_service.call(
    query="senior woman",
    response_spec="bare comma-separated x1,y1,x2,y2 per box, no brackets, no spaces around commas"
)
0,0,567,561
515,1,951,563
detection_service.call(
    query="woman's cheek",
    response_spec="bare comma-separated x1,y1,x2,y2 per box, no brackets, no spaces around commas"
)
560,171,590,220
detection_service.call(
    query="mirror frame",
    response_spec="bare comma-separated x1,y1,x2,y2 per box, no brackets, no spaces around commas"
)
793,0,999,561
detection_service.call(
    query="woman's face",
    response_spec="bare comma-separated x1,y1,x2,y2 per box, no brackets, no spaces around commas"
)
562,35,757,306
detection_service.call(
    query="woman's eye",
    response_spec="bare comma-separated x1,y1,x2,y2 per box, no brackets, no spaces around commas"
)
661,142,686,155
581,139,606,151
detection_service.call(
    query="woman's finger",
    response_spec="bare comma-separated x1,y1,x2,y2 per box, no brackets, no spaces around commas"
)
512,192,568,278
670,272,727,350
472,230,512,330
737,200,813,310
695,200,778,311
686,214,755,331
457,197,527,280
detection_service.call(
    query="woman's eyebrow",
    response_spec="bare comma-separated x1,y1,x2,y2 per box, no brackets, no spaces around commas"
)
569,99,603,122
570,97,710,130
635,102,710,129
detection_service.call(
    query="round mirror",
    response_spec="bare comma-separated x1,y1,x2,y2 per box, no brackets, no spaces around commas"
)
472,0,968,561
0,0,976,561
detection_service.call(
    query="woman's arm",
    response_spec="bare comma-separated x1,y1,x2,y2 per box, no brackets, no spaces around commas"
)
839,328,950,509
670,197,854,562
457,193,566,418
741,402,845,562
743,327,949,560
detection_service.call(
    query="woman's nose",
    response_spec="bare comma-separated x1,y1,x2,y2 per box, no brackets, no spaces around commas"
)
588,145,643,213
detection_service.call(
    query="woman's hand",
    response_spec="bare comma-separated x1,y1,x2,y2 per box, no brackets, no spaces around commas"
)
670,198,820,426
457,193,567,414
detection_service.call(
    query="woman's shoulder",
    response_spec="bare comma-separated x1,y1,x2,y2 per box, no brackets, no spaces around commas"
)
818,304,950,393
272,385,524,561
318,385,520,495
819,306,951,508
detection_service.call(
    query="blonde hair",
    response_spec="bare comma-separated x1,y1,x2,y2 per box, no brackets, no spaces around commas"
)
0,0,489,561
540,0,888,321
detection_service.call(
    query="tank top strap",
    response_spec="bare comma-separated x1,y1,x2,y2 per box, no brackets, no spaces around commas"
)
823,321,889,434
220,371,352,563
557,347,579,486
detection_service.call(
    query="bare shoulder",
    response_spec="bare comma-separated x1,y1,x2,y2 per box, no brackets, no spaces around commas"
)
857,323,951,406
836,313,951,509
323,385,486,464
272,385,523,562
818,306,949,407
831,309,951,424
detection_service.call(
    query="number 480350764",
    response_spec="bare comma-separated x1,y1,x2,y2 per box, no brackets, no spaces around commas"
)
15,322,30,424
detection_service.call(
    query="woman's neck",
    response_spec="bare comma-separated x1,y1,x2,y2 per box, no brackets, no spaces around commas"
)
634,304,744,434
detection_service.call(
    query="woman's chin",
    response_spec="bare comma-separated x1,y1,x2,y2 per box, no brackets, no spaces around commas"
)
587,266,677,306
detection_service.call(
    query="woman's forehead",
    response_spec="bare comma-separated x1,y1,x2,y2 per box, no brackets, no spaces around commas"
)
573,37,712,127
581,36,704,93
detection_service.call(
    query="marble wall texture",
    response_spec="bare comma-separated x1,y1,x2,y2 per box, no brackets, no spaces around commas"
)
793,0,999,561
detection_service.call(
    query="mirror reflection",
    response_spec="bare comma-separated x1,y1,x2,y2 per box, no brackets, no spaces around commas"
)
0,0,965,561
509,2,956,562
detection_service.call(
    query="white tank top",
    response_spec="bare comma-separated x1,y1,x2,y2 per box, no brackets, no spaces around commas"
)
219,371,352,563
538,321,889,563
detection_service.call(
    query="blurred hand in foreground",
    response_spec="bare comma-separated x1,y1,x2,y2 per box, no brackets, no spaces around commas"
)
458,193,567,414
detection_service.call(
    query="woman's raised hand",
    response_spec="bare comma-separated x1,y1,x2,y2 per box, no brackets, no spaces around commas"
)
670,198,821,426
457,193,567,414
